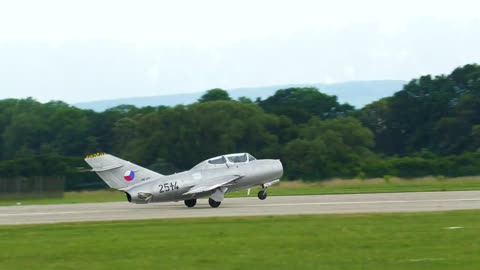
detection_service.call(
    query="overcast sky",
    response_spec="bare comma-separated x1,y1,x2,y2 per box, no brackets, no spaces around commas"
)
0,0,479,103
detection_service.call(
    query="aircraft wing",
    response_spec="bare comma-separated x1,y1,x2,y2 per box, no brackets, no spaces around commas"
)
183,175,242,195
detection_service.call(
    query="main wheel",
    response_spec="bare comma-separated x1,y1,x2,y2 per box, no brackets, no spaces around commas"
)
258,190,267,200
184,199,197,208
208,198,221,208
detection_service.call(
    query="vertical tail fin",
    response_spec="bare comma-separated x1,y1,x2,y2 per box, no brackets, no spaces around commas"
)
84,153,163,190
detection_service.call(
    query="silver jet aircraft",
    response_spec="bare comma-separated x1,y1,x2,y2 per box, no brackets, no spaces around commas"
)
84,153,283,208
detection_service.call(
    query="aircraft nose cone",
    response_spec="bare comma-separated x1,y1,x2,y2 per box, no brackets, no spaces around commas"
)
274,159,284,178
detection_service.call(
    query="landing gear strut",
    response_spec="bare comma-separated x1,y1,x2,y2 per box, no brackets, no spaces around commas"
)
208,198,221,208
257,190,267,200
184,199,197,208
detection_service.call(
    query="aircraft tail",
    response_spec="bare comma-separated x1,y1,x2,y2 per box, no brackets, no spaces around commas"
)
84,153,163,190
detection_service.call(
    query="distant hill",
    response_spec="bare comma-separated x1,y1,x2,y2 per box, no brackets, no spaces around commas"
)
74,80,406,111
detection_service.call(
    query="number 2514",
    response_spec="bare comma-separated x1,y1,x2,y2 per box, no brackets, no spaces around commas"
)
159,182,179,193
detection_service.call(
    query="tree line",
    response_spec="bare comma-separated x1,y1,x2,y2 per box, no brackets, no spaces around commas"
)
1,64,480,190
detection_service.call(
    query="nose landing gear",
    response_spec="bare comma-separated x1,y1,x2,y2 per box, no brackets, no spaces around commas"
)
257,185,268,200
257,179,280,200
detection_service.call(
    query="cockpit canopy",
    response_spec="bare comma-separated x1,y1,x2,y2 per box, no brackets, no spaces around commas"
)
192,153,256,169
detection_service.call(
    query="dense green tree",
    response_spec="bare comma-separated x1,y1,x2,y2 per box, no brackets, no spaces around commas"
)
198,88,231,103
283,117,374,179
2,63,480,188
238,96,253,103
360,64,480,155
259,87,354,123
120,101,280,170
283,138,327,179
357,98,394,153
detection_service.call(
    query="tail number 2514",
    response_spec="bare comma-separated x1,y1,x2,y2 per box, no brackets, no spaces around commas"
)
159,182,179,193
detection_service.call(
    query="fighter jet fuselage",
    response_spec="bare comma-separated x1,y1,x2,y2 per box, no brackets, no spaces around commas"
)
85,153,283,208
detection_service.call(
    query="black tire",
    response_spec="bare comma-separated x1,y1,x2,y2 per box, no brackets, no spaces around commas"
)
258,190,267,200
184,199,197,208
208,198,221,208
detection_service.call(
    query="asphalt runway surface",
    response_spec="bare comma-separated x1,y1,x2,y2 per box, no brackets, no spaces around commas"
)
2,191,480,225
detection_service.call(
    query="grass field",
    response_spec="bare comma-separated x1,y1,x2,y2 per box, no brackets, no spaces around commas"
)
231,176,480,196
1,210,479,270
2,176,480,206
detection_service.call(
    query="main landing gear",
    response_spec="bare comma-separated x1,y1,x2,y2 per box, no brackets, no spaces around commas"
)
184,199,197,208
184,198,221,208
208,198,221,208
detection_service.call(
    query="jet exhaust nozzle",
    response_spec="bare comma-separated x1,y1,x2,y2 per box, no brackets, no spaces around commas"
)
125,192,152,204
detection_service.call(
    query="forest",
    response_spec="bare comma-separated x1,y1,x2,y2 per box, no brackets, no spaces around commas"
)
1,64,480,190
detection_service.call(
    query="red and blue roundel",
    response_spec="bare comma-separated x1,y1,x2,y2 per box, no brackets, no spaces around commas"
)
124,170,135,181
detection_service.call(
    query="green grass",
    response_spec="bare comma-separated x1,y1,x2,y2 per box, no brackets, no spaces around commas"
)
1,211,479,270
230,176,480,197
2,176,480,206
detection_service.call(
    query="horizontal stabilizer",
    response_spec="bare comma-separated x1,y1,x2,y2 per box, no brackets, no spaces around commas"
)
92,164,124,172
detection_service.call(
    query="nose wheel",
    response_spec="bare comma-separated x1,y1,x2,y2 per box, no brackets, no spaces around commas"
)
257,190,267,200
208,198,221,208
184,199,197,207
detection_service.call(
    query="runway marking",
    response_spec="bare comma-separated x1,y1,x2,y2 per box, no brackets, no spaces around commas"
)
407,258,445,262
0,210,126,217
246,198,480,207
444,226,464,230
2,197,480,218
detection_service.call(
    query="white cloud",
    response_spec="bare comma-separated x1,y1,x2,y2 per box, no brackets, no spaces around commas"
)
1,0,478,46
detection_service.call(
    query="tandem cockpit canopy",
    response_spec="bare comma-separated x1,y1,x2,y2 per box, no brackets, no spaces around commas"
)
192,153,256,169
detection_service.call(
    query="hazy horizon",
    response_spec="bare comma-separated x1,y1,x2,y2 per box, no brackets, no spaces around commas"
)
73,79,406,104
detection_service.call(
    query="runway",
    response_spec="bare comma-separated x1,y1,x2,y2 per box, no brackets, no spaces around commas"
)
2,191,480,225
